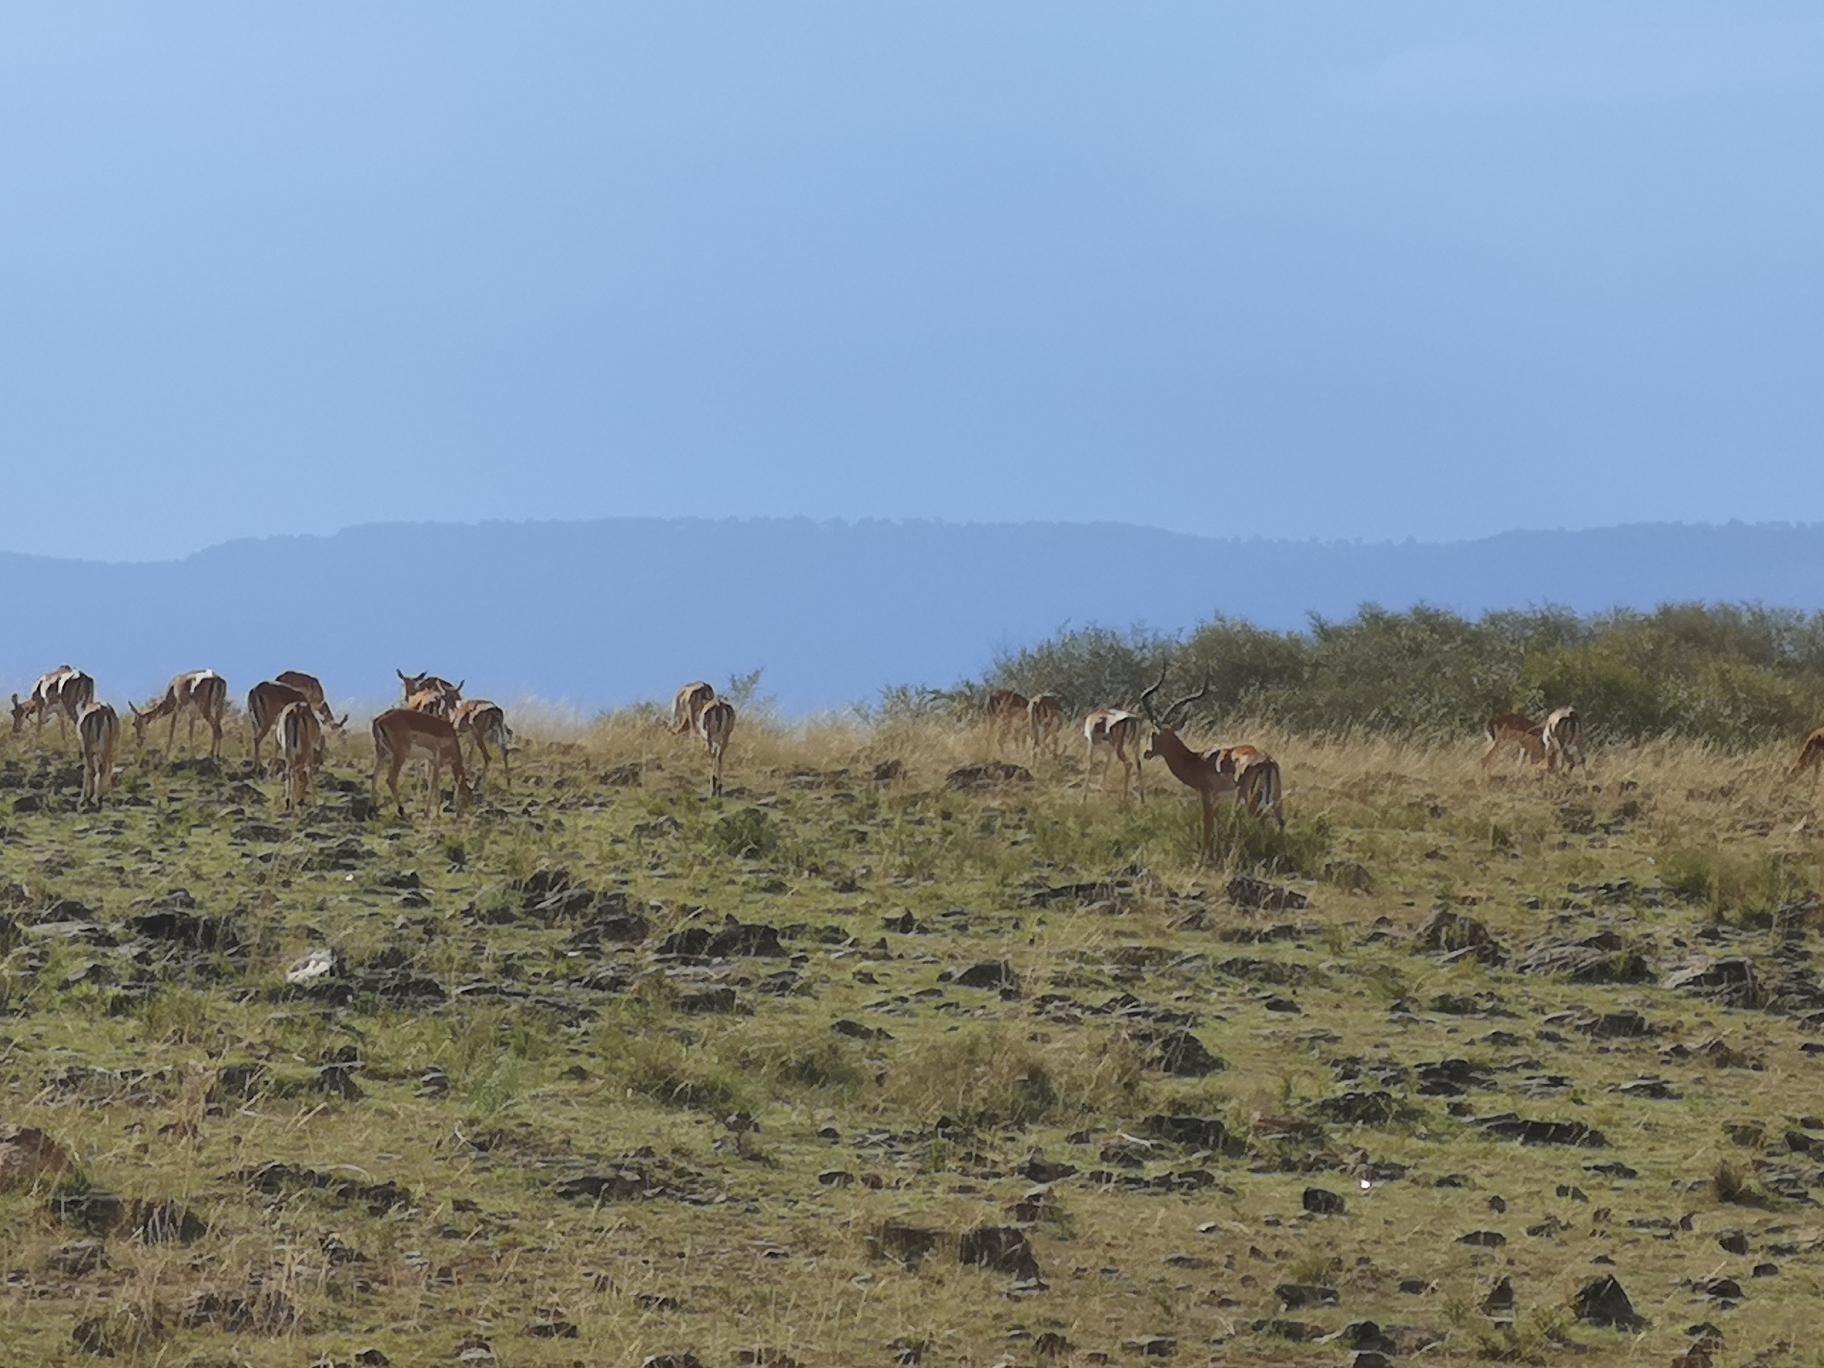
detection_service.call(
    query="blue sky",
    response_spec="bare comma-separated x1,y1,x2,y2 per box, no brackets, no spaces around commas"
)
3,3,1821,560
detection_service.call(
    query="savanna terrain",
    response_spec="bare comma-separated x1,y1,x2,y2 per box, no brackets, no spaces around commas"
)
0,705,1821,1368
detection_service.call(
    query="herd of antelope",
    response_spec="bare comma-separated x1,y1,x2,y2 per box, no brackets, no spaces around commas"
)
16,658,1824,856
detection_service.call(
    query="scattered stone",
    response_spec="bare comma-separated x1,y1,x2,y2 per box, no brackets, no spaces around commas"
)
871,1222,942,1266
959,1226,1041,1280
1413,908,1505,965
1479,1115,1607,1147
1143,1030,1225,1078
51,1193,207,1243
0,1125,75,1188
1665,958,1761,1009
285,947,340,985
1226,876,1307,911
1018,1157,1077,1184
1515,932,1651,983
1302,1187,1346,1215
1481,1276,1515,1318
1574,1274,1646,1330
1121,1335,1176,1357
1581,1010,1655,1039
831,1019,890,1042
1458,1230,1507,1247
46,1239,106,1275
952,960,1019,990
1274,1283,1338,1310
944,763,1031,792
1718,1230,1749,1255
1141,1115,1226,1150
1316,1091,1397,1125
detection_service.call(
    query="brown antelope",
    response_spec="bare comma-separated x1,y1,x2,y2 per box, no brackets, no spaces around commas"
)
274,670,347,730
277,701,323,813
1481,712,1546,769
1082,707,1146,803
1138,670,1282,863
1792,727,1824,784
371,708,472,817
671,681,716,735
1217,744,1286,828
12,666,94,741
453,699,513,788
697,697,736,797
406,688,457,719
76,702,119,810
248,680,312,770
398,670,462,714
987,689,1030,747
131,670,228,757
1028,693,1065,754
1542,706,1585,773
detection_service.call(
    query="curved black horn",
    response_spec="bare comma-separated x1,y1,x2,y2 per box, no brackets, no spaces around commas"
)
1139,663,1169,726
1164,677,1209,727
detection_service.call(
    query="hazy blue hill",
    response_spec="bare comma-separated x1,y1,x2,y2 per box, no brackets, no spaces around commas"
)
3,518,1821,712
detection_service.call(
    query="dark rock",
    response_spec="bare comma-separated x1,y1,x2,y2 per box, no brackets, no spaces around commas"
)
1458,1230,1507,1247
1147,1030,1225,1077
657,927,712,957
1666,958,1761,1009
673,989,745,1014
1018,1157,1078,1184
959,1226,1041,1280
1413,908,1505,965
1574,1274,1645,1329
1302,1187,1346,1215
1142,1115,1226,1150
1718,1230,1750,1255
1316,1091,1397,1125
1415,1058,1495,1096
944,762,1032,791
51,1193,207,1243
46,1240,106,1275
1274,1283,1338,1310
1515,934,1651,983
555,1169,651,1202
1346,1320,1398,1354
953,960,1018,990
831,1019,890,1042
871,1222,942,1266
883,910,919,934
1581,1010,1654,1039
706,919,787,958
1121,1336,1176,1357
1695,1277,1742,1300
641,1357,704,1368
0,1124,76,1187
1226,876,1308,911
1480,1115,1607,1147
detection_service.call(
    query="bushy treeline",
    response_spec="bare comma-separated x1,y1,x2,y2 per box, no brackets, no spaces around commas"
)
932,604,1824,746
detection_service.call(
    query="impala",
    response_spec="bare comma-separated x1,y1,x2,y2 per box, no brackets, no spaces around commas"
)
1542,706,1585,773
987,689,1030,746
278,701,323,813
1138,669,1283,863
1028,693,1065,754
131,670,228,757
1793,727,1824,783
671,681,716,735
1082,707,1146,803
248,680,313,770
77,702,119,810
453,699,513,788
274,670,347,730
1481,712,1546,769
406,688,457,719
398,671,463,715
371,708,472,817
12,666,94,741
697,697,736,797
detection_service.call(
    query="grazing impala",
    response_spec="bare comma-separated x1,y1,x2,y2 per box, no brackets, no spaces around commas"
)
1082,707,1146,803
1481,712,1546,769
453,699,513,788
1542,706,1585,773
131,670,228,757
1028,693,1065,755
671,681,716,735
274,671,346,731
248,680,314,770
1793,728,1824,784
77,702,119,810
1139,669,1282,863
277,701,323,813
12,666,95,741
697,697,736,797
371,708,472,817
987,689,1030,747
406,688,458,719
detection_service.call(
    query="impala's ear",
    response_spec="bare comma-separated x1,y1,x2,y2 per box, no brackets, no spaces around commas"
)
396,669,408,683
455,680,465,695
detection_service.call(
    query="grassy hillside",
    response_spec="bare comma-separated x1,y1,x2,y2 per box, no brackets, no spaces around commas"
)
1,712,1821,1366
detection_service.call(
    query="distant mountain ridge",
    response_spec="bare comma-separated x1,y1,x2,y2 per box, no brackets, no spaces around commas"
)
3,517,1821,713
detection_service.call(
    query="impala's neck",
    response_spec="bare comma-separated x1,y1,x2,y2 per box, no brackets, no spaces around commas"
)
1150,726,1213,789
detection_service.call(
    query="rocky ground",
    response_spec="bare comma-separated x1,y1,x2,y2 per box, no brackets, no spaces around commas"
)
0,718,1821,1366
